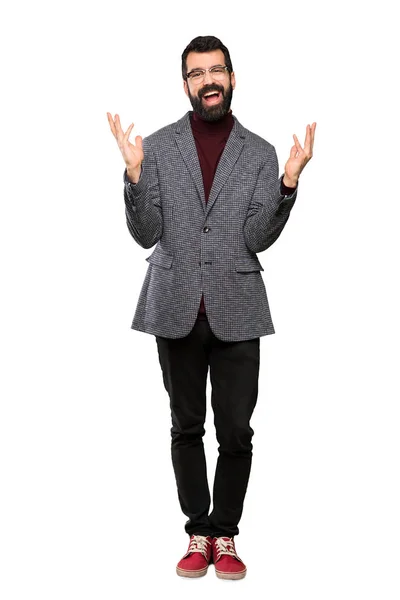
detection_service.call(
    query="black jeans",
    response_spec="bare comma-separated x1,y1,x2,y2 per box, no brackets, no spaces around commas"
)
155,314,260,538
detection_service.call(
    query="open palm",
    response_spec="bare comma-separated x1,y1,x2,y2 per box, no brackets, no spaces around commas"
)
284,122,316,187
107,113,144,171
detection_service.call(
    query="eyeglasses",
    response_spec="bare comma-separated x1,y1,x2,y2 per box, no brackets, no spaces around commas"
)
186,65,230,83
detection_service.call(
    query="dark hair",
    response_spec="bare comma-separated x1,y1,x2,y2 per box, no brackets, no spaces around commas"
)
181,35,233,79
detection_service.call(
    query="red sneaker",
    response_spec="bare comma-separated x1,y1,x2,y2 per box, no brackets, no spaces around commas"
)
176,535,212,578
212,537,247,580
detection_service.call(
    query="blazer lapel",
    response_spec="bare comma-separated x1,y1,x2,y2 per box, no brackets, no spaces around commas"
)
174,112,206,211
206,117,246,216
174,112,247,215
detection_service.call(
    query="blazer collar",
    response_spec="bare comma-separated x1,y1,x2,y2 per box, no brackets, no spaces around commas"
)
174,111,247,215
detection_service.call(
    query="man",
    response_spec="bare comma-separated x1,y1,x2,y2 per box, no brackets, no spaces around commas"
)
107,35,316,580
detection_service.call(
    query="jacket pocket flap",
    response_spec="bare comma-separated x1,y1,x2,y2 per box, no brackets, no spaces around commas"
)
145,248,173,269
235,258,264,272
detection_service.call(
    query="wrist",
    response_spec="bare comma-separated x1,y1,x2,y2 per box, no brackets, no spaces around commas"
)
282,174,298,189
126,165,141,184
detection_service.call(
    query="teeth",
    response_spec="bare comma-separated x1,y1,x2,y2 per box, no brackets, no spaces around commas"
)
204,92,219,97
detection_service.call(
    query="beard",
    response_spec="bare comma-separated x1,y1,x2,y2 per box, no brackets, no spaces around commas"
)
188,82,233,122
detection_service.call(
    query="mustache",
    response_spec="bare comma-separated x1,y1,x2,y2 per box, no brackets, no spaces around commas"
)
198,84,224,99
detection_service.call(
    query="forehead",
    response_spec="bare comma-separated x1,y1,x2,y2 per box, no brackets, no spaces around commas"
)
186,49,226,71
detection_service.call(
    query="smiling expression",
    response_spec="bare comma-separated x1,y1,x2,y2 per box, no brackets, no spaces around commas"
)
183,49,236,122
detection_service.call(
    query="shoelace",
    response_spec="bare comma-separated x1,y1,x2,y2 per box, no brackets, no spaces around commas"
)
187,535,211,559
213,537,241,561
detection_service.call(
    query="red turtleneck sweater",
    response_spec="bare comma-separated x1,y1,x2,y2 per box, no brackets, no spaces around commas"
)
190,110,234,317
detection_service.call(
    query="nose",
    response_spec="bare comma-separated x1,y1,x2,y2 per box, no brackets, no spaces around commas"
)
203,69,213,84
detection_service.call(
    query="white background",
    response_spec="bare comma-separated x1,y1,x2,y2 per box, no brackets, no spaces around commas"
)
1,0,399,598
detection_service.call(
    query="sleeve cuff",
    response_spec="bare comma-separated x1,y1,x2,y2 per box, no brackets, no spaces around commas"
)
124,167,143,185
123,166,147,194
280,175,297,196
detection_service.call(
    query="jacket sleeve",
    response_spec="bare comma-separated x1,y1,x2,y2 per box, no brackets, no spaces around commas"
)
123,137,163,249
243,145,297,254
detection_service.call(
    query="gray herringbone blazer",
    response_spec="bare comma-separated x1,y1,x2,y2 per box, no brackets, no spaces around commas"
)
123,111,297,341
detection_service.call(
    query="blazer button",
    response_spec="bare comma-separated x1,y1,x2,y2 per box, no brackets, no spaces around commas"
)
203,226,210,233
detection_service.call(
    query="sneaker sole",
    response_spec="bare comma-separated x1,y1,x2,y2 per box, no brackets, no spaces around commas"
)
215,568,247,580
176,565,209,578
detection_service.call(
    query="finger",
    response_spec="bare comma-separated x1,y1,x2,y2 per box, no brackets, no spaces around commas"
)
310,122,317,150
305,122,316,156
289,144,297,159
123,123,135,143
304,124,312,150
114,114,124,139
135,135,143,151
293,133,303,153
107,112,117,138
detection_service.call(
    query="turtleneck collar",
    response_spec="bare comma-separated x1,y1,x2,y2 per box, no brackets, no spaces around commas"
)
190,109,234,135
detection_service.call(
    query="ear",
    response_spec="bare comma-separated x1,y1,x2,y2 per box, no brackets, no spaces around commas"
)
183,79,189,98
230,71,236,90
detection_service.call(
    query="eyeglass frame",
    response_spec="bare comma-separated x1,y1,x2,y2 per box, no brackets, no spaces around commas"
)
185,65,231,83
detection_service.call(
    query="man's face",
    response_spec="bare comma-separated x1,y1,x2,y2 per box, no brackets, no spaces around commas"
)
183,49,236,122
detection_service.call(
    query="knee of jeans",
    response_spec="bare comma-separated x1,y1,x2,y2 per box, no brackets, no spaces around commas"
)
216,425,254,454
171,423,206,446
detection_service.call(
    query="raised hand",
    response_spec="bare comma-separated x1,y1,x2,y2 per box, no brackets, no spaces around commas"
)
283,122,316,188
107,113,144,183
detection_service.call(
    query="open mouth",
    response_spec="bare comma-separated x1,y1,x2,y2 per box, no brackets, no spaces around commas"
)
202,90,222,105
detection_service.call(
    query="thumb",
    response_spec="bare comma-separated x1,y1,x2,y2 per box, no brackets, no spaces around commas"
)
135,135,143,151
289,144,297,159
